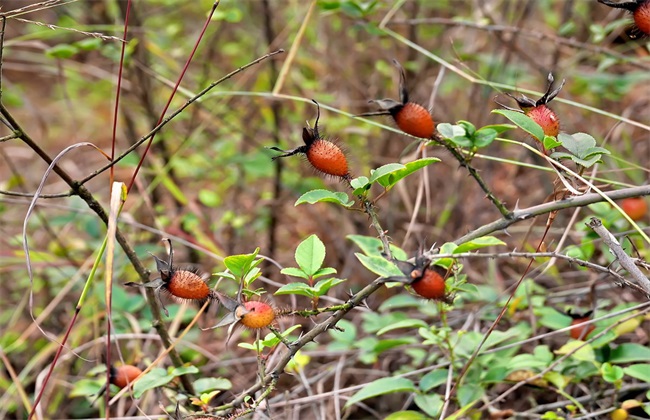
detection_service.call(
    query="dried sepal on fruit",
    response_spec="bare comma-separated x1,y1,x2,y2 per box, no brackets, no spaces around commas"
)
598,0,650,37
359,59,435,139
270,100,351,180
125,238,216,316
567,309,595,340
501,72,565,140
204,293,277,343
391,254,453,304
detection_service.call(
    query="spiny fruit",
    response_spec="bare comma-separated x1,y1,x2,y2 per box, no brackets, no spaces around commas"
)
567,309,595,340
505,73,565,139
270,100,350,180
394,254,453,304
125,238,215,316
206,293,278,343
360,59,435,139
110,364,143,388
239,301,276,329
93,363,142,403
620,197,647,221
598,0,650,37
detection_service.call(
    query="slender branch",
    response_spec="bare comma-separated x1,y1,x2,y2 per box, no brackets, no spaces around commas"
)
588,217,650,297
388,17,650,71
452,184,650,245
431,134,511,218
79,48,285,186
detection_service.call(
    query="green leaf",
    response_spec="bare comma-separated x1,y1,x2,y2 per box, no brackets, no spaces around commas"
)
274,282,315,298
450,134,473,148
437,123,466,139
376,158,439,189
295,234,326,276
75,38,103,51
70,379,103,398
601,362,624,383
420,370,448,392
280,267,308,279
492,109,544,142
295,189,353,207
312,267,337,279
457,383,484,407
414,393,443,417
313,277,346,295
473,128,498,148
555,341,596,363
453,236,506,253
344,377,416,408
355,253,404,278
350,176,370,192
193,377,232,394
369,163,406,183
479,123,516,134
623,364,650,382
377,319,428,336
458,120,476,136
347,234,408,260
223,249,261,279
133,368,172,398
608,343,650,363
385,411,429,420
46,43,79,59
543,135,562,150
170,365,199,376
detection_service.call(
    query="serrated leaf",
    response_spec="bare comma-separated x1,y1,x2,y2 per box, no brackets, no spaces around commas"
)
454,236,506,253
295,189,353,207
275,282,316,298
350,176,370,191
492,109,545,142
623,364,650,382
436,123,465,139
223,249,260,278
313,277,346,295
46,43,79,59
608,343,650,363
280,267,308,279
347,234,408,260
295,235,326,276
369,163,406,183
133,368,172,398
473,128,497,148
479,123,516,134
450,135,473,147
312,267,337,279
376,158,439,189
543,135,562,150
355,253,404,278
344,377,416,408
170,366,199,376
377,319,428,335
193,377,232,394
555,341,596,362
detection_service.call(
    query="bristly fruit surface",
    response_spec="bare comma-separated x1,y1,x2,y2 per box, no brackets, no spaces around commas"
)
598,0,650,36
239,301,276,329
270,100,351,180
125,239,215,316
111,365,142,388
361,59,435,139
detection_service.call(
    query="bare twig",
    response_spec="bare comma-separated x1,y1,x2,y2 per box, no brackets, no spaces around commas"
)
587,217,650,297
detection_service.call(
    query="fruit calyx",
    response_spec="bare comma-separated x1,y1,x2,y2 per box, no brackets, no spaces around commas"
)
505,72,565,111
